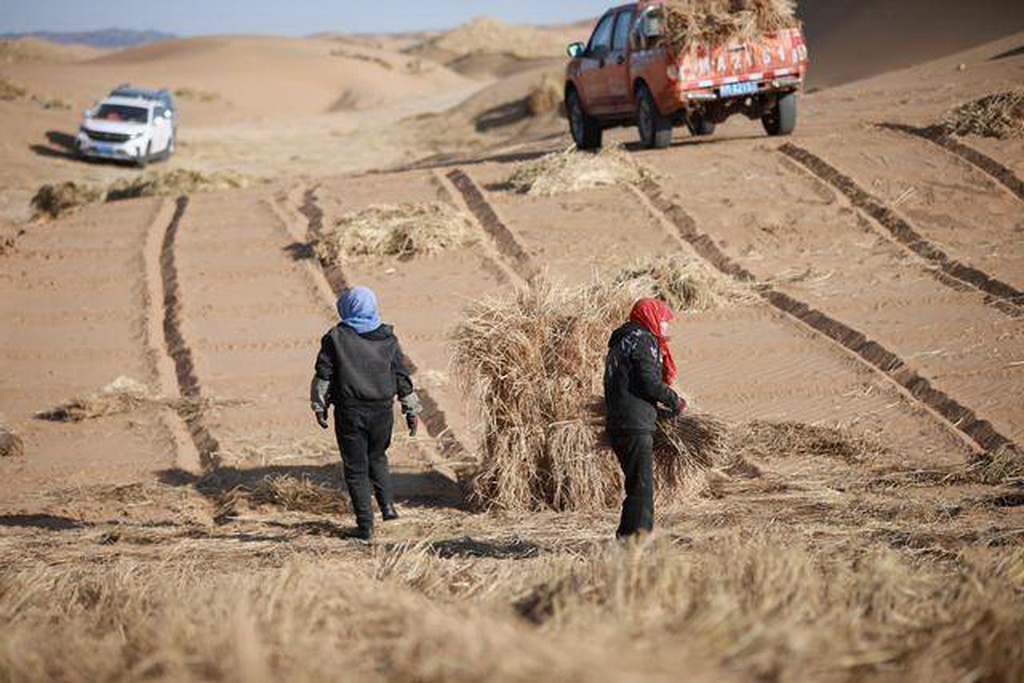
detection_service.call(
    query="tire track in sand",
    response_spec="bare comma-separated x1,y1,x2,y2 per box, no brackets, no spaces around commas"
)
159,196,221,469
878,123,1024,203
779,142,1023,318
445,170,539,282
635,178,1017,455
298,187,468,460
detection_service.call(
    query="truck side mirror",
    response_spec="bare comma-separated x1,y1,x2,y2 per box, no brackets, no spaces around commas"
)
567,42,585,59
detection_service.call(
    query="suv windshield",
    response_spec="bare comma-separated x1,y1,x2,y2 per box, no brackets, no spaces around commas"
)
94,104,149,124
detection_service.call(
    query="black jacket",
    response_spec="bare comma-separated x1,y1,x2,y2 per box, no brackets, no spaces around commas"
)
603,322,680,435
313,324,414,409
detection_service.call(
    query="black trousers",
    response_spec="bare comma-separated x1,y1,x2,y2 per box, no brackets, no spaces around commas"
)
609,432,655,537
334,404,394,531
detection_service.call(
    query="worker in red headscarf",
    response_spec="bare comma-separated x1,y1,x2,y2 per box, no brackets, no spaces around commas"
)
603,298,686,537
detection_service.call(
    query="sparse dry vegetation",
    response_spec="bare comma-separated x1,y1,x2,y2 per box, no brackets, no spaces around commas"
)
31,170,252,219
507,144,658,196
314,202,475,262
36,376,157,422
0,426,23,458
734,420,892,464
526,74,562,117
0,76,28,101
452,263,752,512
30,181,105,219
246,474,347,515
940,88,1024,139
661,0,801,52
173,87,222,102
106,169,251,200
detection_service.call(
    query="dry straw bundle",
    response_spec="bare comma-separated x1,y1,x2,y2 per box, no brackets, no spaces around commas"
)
315,202,475,262
452,256,750,512
246,474,347,515
940,88,1024,140
507,144,658,197
36,376,156,422
30,181,105,219
105,169,250,201
660,0,800,53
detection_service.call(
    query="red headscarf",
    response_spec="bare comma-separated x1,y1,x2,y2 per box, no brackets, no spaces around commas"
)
629,298,677,385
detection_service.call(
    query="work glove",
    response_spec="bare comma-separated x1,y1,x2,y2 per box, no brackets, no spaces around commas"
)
314,410,329,430
406,413,418,437
676,397,688,414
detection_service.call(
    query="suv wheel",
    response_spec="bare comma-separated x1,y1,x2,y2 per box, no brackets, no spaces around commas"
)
136,142,151,169
636,85,672,149
567,89,602,150
762,92,797,136
687,112,716,136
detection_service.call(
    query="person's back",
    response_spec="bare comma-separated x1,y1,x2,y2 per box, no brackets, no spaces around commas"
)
311,287,421,540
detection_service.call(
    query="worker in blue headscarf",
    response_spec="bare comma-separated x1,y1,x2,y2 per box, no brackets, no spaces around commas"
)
310,286,422,540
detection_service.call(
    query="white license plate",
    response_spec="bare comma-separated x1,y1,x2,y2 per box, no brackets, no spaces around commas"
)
720,81,759,97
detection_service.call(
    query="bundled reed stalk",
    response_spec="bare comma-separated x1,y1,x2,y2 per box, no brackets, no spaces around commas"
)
940,88,1024,140
315,202,475,262
36,376,156,422
507,143,658,197
660,0,800,53
452,259,741,512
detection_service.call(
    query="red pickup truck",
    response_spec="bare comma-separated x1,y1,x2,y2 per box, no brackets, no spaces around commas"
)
565,1,809,149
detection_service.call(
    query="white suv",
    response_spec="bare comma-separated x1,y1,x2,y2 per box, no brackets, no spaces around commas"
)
76,95,175,168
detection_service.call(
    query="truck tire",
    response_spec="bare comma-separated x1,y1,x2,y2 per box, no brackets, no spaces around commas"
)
636,85,672,149
762,92,797,136
567,89,603,150
687,112,716,136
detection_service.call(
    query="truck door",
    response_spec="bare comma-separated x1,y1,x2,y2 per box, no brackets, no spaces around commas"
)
577,12,616,114
605,9,637,115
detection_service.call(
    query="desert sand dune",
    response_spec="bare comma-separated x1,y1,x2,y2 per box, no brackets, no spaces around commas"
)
800,0,1024,87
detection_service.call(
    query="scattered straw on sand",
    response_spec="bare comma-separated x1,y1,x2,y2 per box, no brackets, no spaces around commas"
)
0,427,23,458
526,74,562,117
106,169,250,201
32,170,251,219
660,0,800,52
0,76,27,101
246,475,347,515
315,202,475,262
452,275,740,512
30,182,104,219
732,420,891,464
36,377,156,422
614,255,759,311
508,144,658,197
940,88,1024,140
172,87,221,103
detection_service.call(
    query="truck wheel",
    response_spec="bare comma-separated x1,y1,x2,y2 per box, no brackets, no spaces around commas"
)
637,85,672,149
567,89,602,150
762,92,797,136
687,112,716,136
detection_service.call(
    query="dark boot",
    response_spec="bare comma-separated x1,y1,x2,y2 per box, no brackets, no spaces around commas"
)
353,525,374,541
381,504,399,521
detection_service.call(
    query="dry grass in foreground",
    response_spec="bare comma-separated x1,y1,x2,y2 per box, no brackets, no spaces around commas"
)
1,521,1021,682
451,262,753,511
314,202,475,262
940,88,1024,139
507,144,658,196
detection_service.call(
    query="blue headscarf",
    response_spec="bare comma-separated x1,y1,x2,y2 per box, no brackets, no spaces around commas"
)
337,286,382,334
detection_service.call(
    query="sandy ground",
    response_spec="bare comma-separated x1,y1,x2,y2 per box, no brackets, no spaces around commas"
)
1,13,1023,681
